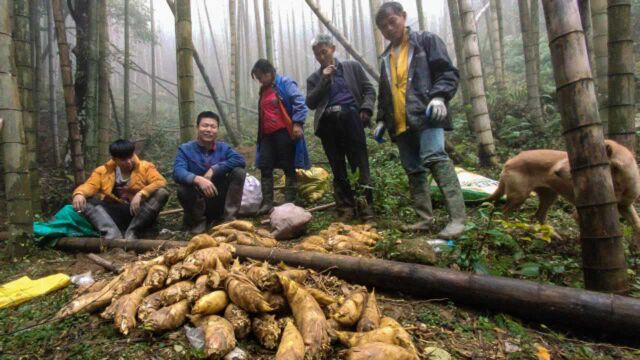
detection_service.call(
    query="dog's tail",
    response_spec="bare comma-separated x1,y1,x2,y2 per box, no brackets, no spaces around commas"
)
467,177,505,204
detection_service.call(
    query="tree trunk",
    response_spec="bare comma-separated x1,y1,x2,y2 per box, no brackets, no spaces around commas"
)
488,0,505,91
203,0,228,98
606,0,636,153
84,0,99,168
150,0,157,126
52,0,84,184
517,0,545,130
263,0,274,64
29,0,42,206
340,0,350,59
306,0,380,81
495,0,505,75
253,0,264,59
123,0,131,139
97,0,110,163
2,0,33,248
448,0,473,134
578,0,597,81
541,0,627,293
457,0,498,166
369,0,384,57
591,0,608,131
416,0,426,31
229,0,241,131
530,0,541,93
46,0,61,167
173,0,196,142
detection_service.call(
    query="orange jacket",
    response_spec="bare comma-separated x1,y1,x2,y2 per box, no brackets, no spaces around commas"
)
72,155,166,201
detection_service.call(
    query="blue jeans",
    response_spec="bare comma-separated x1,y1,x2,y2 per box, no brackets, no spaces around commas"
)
396,128,449,175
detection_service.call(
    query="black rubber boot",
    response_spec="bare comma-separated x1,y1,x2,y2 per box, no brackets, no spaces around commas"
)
125,188,169,240
431,160,466,239
401,172,435,232
257,174,274,216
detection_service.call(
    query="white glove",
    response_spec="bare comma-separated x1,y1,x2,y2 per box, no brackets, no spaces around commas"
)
373,122,386,144
426,97,447,122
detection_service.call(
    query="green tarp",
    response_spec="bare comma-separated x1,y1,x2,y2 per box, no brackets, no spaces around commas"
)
33,205,98,247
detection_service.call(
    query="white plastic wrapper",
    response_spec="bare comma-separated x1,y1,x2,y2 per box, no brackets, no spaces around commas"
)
184,324,205,350
70,271,94,287
239,175,263,216
224,347,249,360
269,203,312,240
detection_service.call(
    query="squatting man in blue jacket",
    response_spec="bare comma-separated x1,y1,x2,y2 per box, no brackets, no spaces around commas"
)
173,111,247,234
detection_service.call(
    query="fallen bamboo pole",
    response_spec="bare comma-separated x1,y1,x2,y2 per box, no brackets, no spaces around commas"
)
53,238,640,335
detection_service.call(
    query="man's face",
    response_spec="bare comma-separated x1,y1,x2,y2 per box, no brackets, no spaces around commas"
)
254,71,275,87
114,155,135,172
313,44,336,68
197,117,219,143
377,10,407,44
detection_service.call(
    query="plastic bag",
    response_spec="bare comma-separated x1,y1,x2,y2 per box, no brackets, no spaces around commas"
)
70,272,95,287
296,167,330,203
428,167,499,202
239,175,263,216
269,203,312,240
184,324,205,350
0,274,71,309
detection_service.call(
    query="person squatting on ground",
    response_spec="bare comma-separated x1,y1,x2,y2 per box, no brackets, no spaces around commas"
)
306,34,377,222
252,59,311,215
173,111,246,234
375,2,466,238
71,140,169,240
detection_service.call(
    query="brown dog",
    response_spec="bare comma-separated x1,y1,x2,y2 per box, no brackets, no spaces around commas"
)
485,140,640,245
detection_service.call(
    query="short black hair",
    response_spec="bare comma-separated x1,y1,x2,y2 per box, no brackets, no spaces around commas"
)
196,111,220,126
375,1,405,26
251,59,276,79
109,139,135,159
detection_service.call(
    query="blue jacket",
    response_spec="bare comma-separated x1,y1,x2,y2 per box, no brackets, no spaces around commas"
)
173,140,246,185
256,74,311,170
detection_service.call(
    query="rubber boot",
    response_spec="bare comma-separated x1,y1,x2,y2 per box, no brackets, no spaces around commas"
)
125,189,169,240
83,203,123,240
178,185,207,234
401,172,435,232
257,175,274,216
431,160,466,239
284,175,297,204
222,168,246,221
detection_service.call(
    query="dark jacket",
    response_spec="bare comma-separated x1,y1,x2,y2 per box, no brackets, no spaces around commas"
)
306,58,376,133
173,140,246,185
377,28,459,139
256,74,310,170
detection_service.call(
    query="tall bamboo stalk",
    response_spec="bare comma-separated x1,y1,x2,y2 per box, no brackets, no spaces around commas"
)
416,0,426,31
369,0,384,57
263,0,273,64
606,0,636,153
52,0,84,184
253,0,264,58
150,0,157,125
341,0,350,60
495,0,505,75
203,0,228,97
306,0,379,81
46,0,61,166
541,0,627,293
488,0,505,91
448,0,473,133
517,0,544,130
84,0,99,168
578,0,597,80
29,0,41,179
591,0,608,130
97,0,110,162
2,0,33,246
123,0,130,139
229,0,241,131
173,0,196,142
530,0,541,92
458,0,498,166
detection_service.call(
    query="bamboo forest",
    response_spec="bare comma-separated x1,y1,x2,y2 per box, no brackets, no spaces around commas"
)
1,0,640,358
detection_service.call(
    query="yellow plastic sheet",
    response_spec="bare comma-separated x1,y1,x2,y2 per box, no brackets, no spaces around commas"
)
0,274,70,309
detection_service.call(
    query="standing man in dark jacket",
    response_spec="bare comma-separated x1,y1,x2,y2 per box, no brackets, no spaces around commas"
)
306,34,377,221
173,111,246,234
375,2,465,238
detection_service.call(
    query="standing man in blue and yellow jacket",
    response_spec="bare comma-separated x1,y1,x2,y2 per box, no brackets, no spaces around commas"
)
173,111,246,234
375,2,466,238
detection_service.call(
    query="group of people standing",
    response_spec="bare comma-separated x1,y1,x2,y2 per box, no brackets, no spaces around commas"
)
70,2,467,241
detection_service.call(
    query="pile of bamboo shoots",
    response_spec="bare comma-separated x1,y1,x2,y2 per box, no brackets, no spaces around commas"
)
209,220,278,248
293,223,381,255
55,224,417,359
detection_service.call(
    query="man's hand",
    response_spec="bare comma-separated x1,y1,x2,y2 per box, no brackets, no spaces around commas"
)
322,65,336,78
130,192,143,215
292,123,303,140
426,97,447,122
194,176,218,198
204,167,214,180
359,111,372,127
72,194,87,212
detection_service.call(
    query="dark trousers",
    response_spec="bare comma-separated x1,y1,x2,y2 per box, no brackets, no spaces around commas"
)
258,128,295,178
177,167,246,227
87,188,169,232
317,108,373,209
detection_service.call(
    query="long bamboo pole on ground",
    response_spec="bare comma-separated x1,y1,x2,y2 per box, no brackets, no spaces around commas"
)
306,0,380,81
123,0,130,139
84,0,99,169
263,0,273,64
1,0,32,248
53,238,640,336
541,0,627,293
13,0,38,215
606,0,636,154
97,0,110,163
458,0,498,166
591,0,608,131
517,0,544,130
52,0,85,184
46,0,61,167
173,0,196,142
